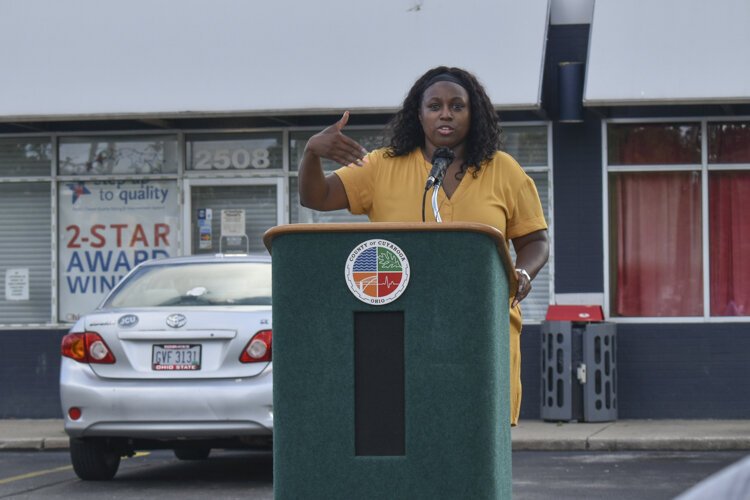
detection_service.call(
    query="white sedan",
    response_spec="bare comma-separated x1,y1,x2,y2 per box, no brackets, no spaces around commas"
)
59,254,273,480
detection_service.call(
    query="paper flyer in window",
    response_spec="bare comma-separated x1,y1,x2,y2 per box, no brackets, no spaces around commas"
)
5,268,29,301
197,208,212,250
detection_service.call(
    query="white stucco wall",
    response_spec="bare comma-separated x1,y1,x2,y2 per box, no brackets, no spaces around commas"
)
0,0,550,119
585,0,750,105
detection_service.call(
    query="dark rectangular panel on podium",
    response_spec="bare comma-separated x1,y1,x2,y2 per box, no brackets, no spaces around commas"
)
264,222,514,500
354,311,405,456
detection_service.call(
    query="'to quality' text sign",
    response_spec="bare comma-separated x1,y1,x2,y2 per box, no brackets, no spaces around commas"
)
59,180,179,322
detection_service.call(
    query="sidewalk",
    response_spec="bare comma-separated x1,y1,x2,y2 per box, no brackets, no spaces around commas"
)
1,419,750,452
511,419,750,451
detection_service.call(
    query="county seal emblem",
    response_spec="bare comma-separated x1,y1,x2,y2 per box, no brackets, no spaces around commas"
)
345,239,410,305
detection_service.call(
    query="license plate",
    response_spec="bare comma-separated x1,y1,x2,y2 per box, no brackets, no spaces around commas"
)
152,344,201,371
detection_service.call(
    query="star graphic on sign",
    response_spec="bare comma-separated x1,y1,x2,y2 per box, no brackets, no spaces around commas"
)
66,182,91,204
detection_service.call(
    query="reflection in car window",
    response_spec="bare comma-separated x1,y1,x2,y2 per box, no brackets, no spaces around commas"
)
103,262,272,308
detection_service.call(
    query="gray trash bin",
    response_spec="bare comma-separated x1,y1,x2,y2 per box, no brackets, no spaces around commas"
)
540,306,617,422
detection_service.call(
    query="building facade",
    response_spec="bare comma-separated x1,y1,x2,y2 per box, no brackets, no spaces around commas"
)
1,0,748,419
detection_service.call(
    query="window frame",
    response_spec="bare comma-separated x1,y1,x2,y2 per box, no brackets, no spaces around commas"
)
181,176,286,255
0,133,57,328
0,121,554,328
603,116,750,323
502,121,554,324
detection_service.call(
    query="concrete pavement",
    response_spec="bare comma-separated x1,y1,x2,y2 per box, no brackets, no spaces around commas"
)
1,419,749,452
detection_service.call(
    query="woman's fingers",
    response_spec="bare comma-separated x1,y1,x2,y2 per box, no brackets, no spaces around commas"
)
337,140,368,165
324,133,366,166
310,112,368,165
336,111,350,131
511,272,532,308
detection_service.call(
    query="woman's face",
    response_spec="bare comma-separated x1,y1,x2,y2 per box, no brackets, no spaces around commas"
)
418,81,471,152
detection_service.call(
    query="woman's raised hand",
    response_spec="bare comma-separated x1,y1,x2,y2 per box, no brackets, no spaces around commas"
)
305,111,368,166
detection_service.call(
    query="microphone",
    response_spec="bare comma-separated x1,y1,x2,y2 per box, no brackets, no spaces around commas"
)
424,147,455,191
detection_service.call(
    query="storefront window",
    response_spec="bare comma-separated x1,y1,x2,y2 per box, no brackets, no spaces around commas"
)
0,138,52,177
288,129,386,224
708,122,750,316
608,123,701,165
610,171,703,317
708,122,750,163
0,182,52,325
57,180,180,322
288,129,387,172
186,133,283,172
288,176,369,224
190,184,278,255
0,122,554,326
709,171,750,316
503,125,550,321
59,135,178,175
511,169,551,321
288,125,552,321
608,121,750,318
502,125,547,166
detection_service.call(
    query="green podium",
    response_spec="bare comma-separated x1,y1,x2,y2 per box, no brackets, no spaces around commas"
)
263,222,517,500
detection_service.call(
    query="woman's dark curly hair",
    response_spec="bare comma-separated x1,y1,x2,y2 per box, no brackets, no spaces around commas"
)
385,66,501,173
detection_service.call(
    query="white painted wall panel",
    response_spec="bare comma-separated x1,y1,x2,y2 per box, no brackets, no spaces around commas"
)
585,0,750,106
0,0,549,119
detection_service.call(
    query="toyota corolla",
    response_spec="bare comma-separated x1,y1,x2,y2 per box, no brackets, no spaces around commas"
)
59,254,273,480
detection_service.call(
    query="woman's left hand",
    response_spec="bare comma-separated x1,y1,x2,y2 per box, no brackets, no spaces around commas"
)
512,269,532,308
510,229,550,308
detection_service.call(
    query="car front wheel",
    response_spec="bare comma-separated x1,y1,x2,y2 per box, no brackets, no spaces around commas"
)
69,438,121,480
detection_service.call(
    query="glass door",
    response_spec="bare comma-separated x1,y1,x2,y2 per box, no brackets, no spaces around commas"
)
183,178,284,255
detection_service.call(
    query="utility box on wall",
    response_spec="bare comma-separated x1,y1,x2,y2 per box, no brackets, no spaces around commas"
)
541,306,617,423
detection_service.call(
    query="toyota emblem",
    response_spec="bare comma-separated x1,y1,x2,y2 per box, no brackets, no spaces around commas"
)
166,314,187,329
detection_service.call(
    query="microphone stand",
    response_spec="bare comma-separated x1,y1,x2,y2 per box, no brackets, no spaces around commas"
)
424,147,453,223
431,185,442,222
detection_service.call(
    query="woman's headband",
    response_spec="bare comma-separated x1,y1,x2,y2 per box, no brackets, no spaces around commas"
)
422,72,469,92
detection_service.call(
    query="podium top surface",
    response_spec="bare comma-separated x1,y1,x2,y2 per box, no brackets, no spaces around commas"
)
263,222,517,290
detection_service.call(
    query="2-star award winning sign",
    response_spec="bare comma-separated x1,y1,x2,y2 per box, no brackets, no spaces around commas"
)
58,180,179,322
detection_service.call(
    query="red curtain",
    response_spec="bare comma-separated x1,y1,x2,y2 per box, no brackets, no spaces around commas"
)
613,122,750,317
709,123,750,163
615,172,703,316
710,172,750,316
609,124,701,165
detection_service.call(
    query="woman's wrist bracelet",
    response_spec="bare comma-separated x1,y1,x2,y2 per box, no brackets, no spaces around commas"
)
515,268,532,282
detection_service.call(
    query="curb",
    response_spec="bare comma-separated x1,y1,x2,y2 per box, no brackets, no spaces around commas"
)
0,437,69,451
3,437,750,452
2,419,749,452
512,438,750,452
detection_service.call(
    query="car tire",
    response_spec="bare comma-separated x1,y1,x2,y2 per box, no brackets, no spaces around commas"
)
173,447,211,460
69,438,121,481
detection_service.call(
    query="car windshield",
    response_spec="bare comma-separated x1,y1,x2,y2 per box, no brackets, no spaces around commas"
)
103,262,272,308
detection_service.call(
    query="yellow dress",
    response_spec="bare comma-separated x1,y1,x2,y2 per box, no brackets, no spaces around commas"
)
335,147,548,425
